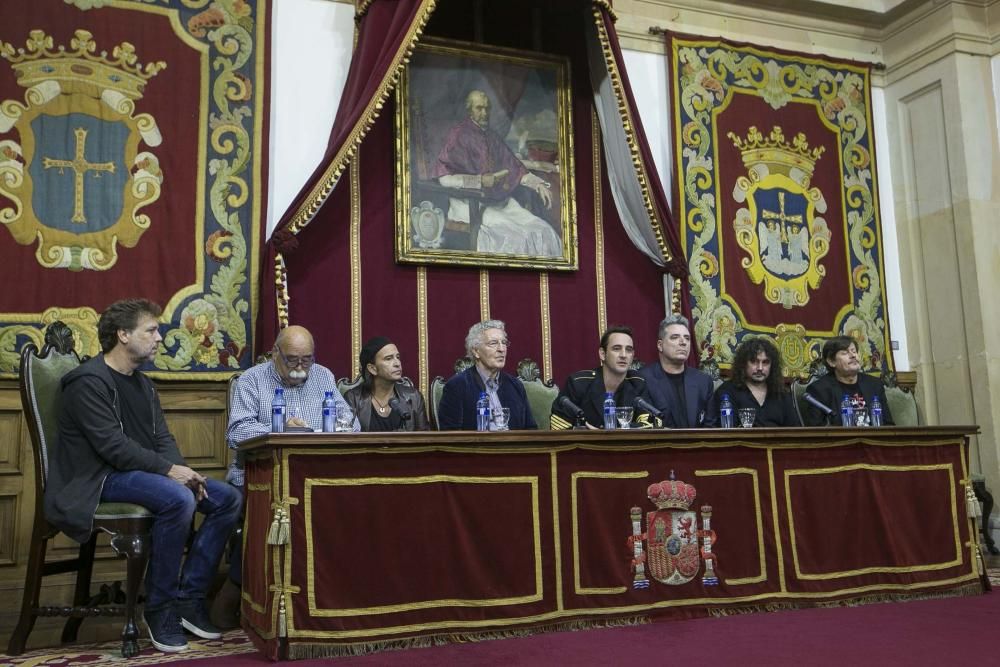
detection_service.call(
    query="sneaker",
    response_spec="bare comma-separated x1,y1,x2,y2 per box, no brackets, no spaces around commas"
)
177,598,222,639
144,606,189,653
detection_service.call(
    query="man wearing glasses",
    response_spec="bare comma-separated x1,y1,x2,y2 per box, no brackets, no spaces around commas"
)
438,319,537,430
219,325,358,626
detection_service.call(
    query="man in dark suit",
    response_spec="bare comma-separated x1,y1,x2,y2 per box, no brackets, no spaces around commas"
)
803,336,894,426
638,315,714,428
438,319,537,430
550,326,658,429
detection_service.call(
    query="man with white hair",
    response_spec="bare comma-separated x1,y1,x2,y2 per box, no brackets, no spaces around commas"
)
437,319,537,430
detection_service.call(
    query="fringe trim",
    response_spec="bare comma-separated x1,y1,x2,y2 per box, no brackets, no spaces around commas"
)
286,0,437,236
287,616,651,659
708,582,986,617
274,251,289,330
590,4,675,269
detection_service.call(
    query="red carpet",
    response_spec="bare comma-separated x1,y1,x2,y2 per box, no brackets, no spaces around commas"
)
4,589,995,665
182,590,998,666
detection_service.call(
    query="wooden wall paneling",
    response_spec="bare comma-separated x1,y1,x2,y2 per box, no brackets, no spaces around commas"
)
0,379,230,645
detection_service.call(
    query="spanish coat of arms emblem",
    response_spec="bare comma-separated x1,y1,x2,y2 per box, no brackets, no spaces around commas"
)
626,472,718,588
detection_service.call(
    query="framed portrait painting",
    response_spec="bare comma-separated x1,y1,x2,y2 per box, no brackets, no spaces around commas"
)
395,38,576,271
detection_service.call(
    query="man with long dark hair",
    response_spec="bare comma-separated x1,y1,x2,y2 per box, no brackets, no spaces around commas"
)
706,337,799,427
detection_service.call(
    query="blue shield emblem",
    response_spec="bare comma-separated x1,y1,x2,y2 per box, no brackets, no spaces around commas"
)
29,112,129,233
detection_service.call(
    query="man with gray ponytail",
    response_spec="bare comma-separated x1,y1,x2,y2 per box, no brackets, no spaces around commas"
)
438,319,537,430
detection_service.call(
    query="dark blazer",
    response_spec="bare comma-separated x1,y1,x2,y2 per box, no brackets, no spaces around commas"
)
550,367,658,429
344,382,430,432
803,373,894,426
637,362,714,428
438,366,537,430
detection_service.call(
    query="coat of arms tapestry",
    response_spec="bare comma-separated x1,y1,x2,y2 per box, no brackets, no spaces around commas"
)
0,0,269,378
667,34,894,377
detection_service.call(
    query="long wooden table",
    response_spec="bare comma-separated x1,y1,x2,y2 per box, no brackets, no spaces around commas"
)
238,426,985,660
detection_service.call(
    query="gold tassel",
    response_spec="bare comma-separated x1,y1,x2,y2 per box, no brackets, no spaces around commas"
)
276,589,288,637
267,507,284,545
277,509,291,545
966,485,982,519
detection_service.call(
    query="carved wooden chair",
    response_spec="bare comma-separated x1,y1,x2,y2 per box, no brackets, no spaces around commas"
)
515,358,559,430
9,322,153,658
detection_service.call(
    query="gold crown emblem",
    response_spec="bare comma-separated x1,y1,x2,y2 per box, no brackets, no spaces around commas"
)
646,472,697,511
727,126,824,179
0,29,166,100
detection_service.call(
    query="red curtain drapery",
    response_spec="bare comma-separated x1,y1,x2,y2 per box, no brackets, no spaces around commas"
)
259,0,692,383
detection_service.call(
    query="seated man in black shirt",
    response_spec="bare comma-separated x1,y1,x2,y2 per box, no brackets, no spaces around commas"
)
551,326,658,429
45,299,242,653
706,336,799,427
803,335,894,426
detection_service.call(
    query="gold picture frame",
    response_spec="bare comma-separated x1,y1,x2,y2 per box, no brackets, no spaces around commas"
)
395,38,577,271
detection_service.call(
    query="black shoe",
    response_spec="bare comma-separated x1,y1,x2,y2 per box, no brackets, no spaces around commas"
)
210,578,242,630
144,606,189,653
177,598,222,639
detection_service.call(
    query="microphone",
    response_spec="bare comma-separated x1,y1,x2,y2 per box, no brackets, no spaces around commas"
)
557,396,588,428
388,397,412,421
558,396,585,419
634,397,665,422
803,393,833,416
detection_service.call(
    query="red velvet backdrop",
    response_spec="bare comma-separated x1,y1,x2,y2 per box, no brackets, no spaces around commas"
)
0,1,198,310
1,0,269,378
262,0,683,391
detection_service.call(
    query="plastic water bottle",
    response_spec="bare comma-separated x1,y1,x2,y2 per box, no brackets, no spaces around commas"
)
840,394,854,427
719,394,734,429
476,392,491,431
603,392,616,430
870,396,883,427
322,390,337,432
271,387,286,433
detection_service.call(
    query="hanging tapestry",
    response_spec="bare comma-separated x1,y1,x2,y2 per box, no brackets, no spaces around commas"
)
667,34,893,377
0,0,269,379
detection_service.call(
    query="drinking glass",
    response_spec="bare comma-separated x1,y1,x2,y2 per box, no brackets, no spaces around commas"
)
616,406,634,430
492,407,511,431
738,407,756,428
335,405,355,432
853,408,870,427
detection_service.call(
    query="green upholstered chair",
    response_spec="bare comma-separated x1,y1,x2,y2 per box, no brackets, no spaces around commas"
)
790,359,828,426
337,374,363,397
337,375,415,398
430,375,447,430
9,322,153,659
515,359,559,430
882,371,920,426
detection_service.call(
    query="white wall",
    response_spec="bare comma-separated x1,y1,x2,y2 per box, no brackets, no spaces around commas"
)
268,0,353,236
266,8,909,368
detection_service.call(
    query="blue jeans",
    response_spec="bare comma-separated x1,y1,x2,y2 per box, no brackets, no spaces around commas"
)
101,471,242,613
227,483,246,586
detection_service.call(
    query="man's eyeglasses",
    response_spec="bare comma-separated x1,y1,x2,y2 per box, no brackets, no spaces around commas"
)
483,338,510,349
276,347,315,368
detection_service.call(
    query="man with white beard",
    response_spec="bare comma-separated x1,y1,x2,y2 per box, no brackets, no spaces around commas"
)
220,325,358,627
